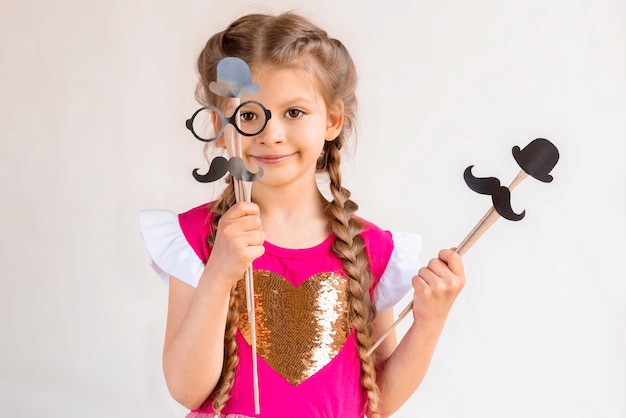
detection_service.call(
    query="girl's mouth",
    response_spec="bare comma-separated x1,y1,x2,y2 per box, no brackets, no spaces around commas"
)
251,153,294,164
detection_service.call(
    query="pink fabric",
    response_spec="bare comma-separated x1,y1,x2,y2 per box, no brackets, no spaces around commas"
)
187,412,253,418
179,202,394,417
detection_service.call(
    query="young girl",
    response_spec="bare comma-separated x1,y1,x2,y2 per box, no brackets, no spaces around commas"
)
140,12,465,418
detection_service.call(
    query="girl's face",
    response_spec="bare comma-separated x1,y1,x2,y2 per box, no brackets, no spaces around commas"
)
218,65,343,191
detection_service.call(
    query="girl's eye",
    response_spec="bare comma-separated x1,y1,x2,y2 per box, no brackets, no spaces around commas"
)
285,109,304,119
239,111,258,122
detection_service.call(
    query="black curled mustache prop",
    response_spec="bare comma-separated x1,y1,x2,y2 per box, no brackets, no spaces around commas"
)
193,156,264,183
463,166,525,221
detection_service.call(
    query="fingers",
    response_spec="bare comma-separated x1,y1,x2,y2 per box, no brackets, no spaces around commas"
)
222,201,261,223
209,202,265,281
439,248,465,276
410,249,466,328
221,202,262,233
413,249,466,291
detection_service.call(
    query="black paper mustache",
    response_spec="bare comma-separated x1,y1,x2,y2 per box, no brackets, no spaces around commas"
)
193,156,264,183
463,166,525,221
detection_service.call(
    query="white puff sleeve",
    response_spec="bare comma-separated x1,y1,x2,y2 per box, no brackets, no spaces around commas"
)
138,209,204,288
373,231,422,313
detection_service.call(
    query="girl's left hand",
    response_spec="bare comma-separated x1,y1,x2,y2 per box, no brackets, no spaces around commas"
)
411,249,466,332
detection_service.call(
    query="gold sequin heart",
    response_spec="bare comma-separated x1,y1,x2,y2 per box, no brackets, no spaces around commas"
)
237,270,350,386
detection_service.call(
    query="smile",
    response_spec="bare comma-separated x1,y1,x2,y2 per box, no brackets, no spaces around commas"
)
251,153,294,164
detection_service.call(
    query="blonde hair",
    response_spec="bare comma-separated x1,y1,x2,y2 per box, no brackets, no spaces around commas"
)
198,12,380,417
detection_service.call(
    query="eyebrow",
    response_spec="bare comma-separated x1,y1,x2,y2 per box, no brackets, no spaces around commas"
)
277,97,320,109
281,96,316,107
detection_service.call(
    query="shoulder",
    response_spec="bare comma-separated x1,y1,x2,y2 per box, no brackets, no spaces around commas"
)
357,217,395,280
138,201,217,287
356,216,424,313
178,202,216,262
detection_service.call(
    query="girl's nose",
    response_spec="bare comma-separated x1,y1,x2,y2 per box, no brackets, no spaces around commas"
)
255,116,285,145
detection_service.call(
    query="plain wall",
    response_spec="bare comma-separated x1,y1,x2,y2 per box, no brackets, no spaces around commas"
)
1,0,624,416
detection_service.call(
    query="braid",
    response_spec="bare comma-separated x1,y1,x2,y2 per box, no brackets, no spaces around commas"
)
207,177,236,247
211,284,241,414
325,141,381,417
205,179,238,413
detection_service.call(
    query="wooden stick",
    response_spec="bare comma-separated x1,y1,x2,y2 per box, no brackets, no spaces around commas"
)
225,99,260,414
241,183,259,414
367,170,529,356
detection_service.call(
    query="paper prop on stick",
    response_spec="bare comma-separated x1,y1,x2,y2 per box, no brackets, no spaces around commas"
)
186,57,267,413
187,99,269,182
463,166,525,221
192,156,263,183
456,137,559,254
368,138,560,356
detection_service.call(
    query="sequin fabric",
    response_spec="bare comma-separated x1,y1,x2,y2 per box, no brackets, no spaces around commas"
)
237,270,350,386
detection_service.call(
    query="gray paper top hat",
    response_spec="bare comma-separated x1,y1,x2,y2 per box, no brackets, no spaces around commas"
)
209,57,259,98
512,138,560,183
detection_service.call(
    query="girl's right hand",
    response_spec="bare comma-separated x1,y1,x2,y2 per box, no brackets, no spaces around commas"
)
204,201,265,286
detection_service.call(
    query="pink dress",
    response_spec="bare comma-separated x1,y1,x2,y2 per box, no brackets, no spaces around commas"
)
139,202,422,417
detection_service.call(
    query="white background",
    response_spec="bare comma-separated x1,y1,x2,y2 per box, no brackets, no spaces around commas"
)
1,0,625,417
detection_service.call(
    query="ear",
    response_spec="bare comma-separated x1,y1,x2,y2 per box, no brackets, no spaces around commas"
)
212,111,227,148
325,100,345,141
215,134,227,148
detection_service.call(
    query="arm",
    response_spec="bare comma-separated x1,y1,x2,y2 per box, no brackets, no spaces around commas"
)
375,249,465,416
162,202,265,409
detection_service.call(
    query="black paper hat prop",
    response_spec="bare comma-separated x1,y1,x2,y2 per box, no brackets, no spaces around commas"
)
512,138,559,183
369,138,560,355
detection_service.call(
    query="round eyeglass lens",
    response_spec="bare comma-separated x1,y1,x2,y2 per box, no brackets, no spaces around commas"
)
189,106,223,142
234,101,269,136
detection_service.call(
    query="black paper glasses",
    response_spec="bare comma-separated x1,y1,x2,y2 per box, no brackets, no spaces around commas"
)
186,100,272,142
